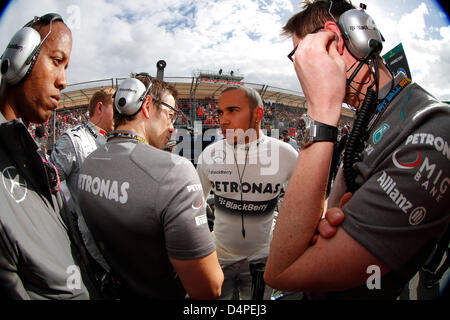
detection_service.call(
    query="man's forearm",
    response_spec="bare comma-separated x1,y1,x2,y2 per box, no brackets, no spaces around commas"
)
266,141,334,278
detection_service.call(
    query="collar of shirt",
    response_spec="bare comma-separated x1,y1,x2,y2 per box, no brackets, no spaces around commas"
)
226,129,265,151
88,121,107,136
378,71,407,100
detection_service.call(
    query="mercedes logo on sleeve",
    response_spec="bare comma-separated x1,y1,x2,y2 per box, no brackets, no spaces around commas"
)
2,166,27,203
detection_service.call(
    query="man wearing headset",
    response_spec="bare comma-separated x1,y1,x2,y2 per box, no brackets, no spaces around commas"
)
51,88,115,194
265,0,450,299
197,86,298,300
50,88,115,273
78,74,223,299
0,14,94,299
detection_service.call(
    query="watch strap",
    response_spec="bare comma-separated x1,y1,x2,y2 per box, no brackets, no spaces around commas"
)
312,121,338,143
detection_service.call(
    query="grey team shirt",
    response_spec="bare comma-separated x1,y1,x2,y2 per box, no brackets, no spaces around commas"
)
0,115,90,299
329,76,450,273
78,136,216,299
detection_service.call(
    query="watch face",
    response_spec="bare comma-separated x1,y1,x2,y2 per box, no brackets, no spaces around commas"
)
299,116,311,147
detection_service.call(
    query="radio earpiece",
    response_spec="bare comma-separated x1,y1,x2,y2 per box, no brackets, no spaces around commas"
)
1,13,64,85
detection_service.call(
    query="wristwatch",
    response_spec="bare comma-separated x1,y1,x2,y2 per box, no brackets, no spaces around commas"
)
299,114,338,149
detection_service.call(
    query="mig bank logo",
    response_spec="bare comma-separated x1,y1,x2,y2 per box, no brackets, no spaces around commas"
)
192,196,204,210
392,150,422,170
373,124,390,144
2,166,27,203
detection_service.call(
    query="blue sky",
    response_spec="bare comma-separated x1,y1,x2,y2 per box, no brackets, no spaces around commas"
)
0,0,449,101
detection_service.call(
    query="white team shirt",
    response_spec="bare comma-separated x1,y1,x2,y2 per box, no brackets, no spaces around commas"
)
197,132,298,262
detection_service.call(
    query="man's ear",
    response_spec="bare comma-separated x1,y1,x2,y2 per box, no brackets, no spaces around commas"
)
256,107,264,123
324,21,345,55
142,95,152,119
96,102,103,113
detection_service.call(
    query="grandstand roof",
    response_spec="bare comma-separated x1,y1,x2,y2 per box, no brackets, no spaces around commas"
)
59,76,355,118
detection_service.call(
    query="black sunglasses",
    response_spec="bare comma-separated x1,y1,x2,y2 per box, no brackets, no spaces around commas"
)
153,98,180,124
287,26,325,62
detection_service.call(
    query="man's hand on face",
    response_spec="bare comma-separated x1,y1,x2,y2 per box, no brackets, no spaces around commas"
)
293,29,346,126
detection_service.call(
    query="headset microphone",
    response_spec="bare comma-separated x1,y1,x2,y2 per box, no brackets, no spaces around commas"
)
346,38,382,87
334,3,387,193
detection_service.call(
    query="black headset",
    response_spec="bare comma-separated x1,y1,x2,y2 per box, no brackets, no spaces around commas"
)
1,13,64,85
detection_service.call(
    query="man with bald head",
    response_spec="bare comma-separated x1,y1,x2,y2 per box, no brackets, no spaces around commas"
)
0,14,95,299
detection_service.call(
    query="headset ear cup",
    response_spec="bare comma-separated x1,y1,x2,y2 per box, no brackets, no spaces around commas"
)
23,45,41,81
338,9,384,59
1,27,41,85
114,78,147,116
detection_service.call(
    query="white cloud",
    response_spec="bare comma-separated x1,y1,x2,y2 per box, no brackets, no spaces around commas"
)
398,2,429,40
0,0,448,101
362,0,450,100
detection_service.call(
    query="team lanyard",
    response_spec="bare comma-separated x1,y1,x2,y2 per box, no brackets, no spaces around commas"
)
366,77,412,133
107,130,150,146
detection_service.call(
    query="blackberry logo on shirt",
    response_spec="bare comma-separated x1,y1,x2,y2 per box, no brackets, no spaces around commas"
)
215,195,277,215
208,170,232,175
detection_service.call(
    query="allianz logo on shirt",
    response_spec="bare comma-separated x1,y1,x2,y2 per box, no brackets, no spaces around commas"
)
377,171,426,225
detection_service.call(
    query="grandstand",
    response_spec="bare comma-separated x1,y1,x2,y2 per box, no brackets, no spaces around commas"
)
36,69,355,153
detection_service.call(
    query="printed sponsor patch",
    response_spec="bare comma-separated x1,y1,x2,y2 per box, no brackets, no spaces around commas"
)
78,174,129,204
373,124,390,144
192,196,204,210
377,171,429,226
195,214,208,226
